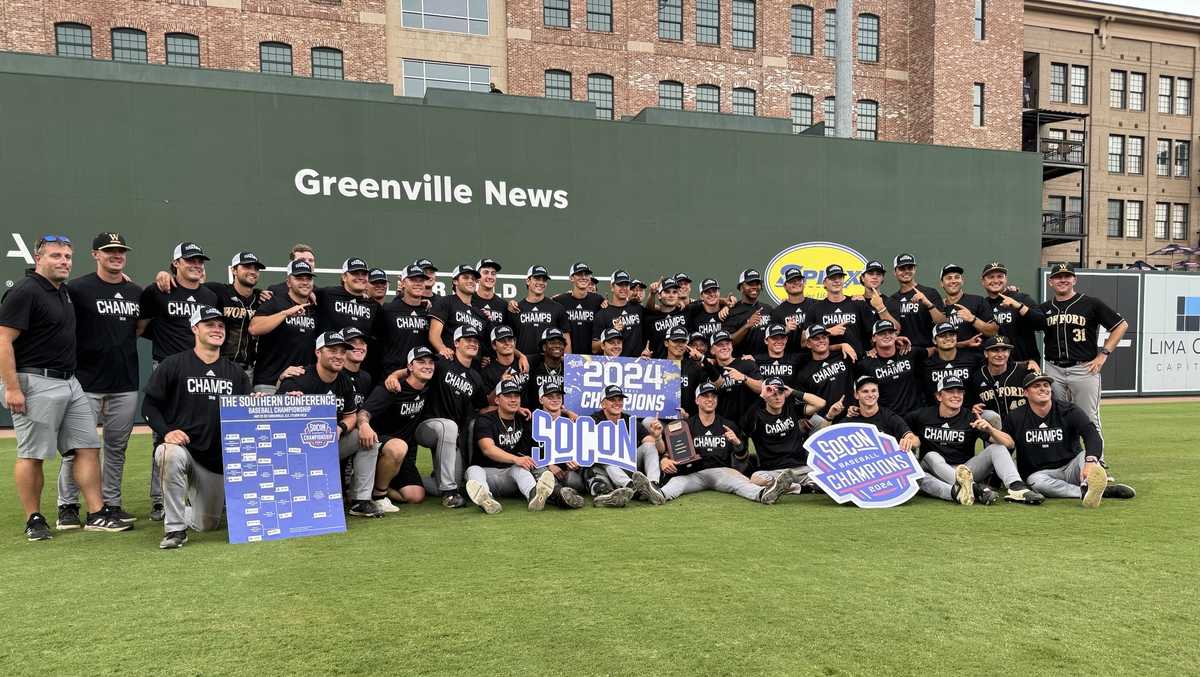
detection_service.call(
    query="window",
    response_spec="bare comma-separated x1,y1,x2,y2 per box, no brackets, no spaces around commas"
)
791,93,813,133
1068,130,1086,164
857,14,879,62
659,0,682,40
1069,65,1088,105
1176,78,1191,115
974,0,985,40
732,88,756,116
1175,140,1190,177
311,48,343,80
1155,203,1170,239
260,42,293,75
972,83,985,127
697,0,720,45
588,73,613,120
1158,75,1173,113
111,28,147,64
544,69,572,100
1107,200,1124,237
544,0,570,28
856,100,878,140
165,33,200,67
1127,136,1143,175
1068,196,1083,216
791,6,813,55
55,22,92,58
402,0,489,35
696,84,720,113
1107,135,1124,174
1050,63,1066,103
1171,204,1189,239
1110,70,1126,109
1047,195,1065,214
587,0,612,32
823,96,836,136
1130,72,1146,111
1157,139,1172,176
733,0,755,49
824,10,837,58
402,59,491,97
658,81,683,110
1125,201,1143,238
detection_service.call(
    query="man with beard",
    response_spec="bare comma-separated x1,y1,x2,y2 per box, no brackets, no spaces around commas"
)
686,278,727,338
740,377,825,493
250,260,318,394
206,252,268,378
795,324,854,424
265,244,316,297
808,264,874,355
979,261,1043,363
358,346,435,512
508,265,570,355
480,325,528,405
592,270,645,356
923,322,984,405
524,328,567,411
644,276,688,357
969,336,1034,430
367,268,389,304
768,267,813,354
472,258,507,328
855,320,927,416
553,262,604,355
430,264,490,360
889,253,947,350
722,269,770,351
589,384,666,506
379,265,431,376
707,330,762,423
938,263,997,355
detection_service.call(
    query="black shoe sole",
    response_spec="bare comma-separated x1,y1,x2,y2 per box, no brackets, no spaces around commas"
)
26,532,52,541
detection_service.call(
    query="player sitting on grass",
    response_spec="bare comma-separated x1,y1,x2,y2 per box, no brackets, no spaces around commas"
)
357,346,436,512
739,376,825,495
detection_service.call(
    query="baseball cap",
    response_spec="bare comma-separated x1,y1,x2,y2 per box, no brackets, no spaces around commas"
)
610,269,632,285
865,260,886,274
400,264,428,280
451,263,480,279
738,268,762,285
1049,262,1076,278
933,322,957,338
710,330,733,345
937,376,966,392
230,252,267,270
288,260,314,277
893,253,917,268
631,278,647,290
806,324,829,339
412,258,438,271
341,327,366,343
315,330,351,350
494,380,523,396
173,242,209,261
940,264,964,277
92,232,131,251
600,328,623,342
689,331,710,344
569,262,592,276
661,276,680,291
341,257,369,273
872,319,897,335
694,382,718,399
700,278,720,292
666,326,689,342
765,323,787,338
981,261,1008,276
490,325,515,343
526,264,550,279
854,374,880,390
603,384,627,400
1023,372,1054,388
368,267,388,283
982,335,1014,351
453,325,481,342
783,267,804,282
825,264,847,279
539,380,565,398
476,258,502,272
674,272,693,283
539,328,566,344
762,376,787,389
407,346,435,363
188,305,224,327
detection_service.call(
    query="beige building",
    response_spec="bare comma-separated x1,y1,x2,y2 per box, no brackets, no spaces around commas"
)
1024,0,1200,269
387,0,508,97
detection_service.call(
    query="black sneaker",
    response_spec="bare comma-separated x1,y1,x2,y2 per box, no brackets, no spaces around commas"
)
1103,483,1136,500
973,483,997,506
348,500,384,518
84,508,134,532
441,493,466,509
104,505,138,524
25,513,52,541
149,503,165,521
56,503,82,531
159,530,188,549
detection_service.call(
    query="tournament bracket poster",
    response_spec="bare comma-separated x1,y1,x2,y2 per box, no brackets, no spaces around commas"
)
563,355,681,418
220,395,347,544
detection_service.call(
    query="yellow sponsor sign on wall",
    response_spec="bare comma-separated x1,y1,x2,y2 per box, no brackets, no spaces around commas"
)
765,241,868,302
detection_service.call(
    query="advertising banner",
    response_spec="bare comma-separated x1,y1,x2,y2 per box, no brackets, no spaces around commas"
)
1140,274,1200,394
563,355,680,418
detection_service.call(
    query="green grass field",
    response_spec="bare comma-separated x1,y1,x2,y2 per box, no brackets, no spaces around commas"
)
1,402,1197,676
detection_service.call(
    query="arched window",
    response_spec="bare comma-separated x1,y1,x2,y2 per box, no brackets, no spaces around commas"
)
658,81,683,110
544,69,572,100
732,88,756,116
111,28,147,63
312,47,344,80
165,33,200,67
856,99,879,140
260,42,293,75
55,23,92,58
588,73,614,120
791,93,813,133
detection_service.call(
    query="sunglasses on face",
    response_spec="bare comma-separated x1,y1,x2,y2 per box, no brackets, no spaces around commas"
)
38,235,72,247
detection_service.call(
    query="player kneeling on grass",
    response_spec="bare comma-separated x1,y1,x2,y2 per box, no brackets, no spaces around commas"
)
358,347,435,512
739,376,826,495
905,376,1042,506
1002,373,1135,508
143,306,251,549
465,380,585,514
655,383,794,505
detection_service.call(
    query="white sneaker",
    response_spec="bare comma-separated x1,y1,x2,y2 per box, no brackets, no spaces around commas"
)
466,479,503,514
373,497,400,513
528,471,556,511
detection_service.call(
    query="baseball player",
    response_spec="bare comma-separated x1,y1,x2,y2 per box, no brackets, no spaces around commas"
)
314,257,379,337
707,330,762,423
507,265,570,355
644,276,688,357
367,268,389,304
524,328,567,410
265,243,317,297
889,253,947,349
979,261,1044,362
553,262,605,355
750,323,808,387
588,384,666,505
479,325,529,405
722,269,771,351
1002,373,1135,507
969,335,1034,430
739,376,825,493
143,305,251,548
768,267,812,354
357,346,435,511
592,270,645,356
808,264,873,355
249,260,318,394
854,320,927,416
537,381,588,493
938,264,998,354
598,327,625,357
922,322,983,404
472,258,507,327
429,264,489,360
685,278,726,338
378,265,432,376
795,324,853,424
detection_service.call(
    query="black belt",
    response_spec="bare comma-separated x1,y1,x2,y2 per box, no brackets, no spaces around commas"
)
1051,360,1080,369
17,367,74,380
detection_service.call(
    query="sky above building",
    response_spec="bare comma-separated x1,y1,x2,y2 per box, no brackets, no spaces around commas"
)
1098,0,1200,17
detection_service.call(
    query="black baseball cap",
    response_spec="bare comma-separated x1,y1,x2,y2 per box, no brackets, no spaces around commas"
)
453,326,481,342
631,278,647,290
865,260,886,274
92,232,131,251
407,346,435,363
451,263,479,279
569,262,592,276
872,319,896,335
806,324,829,339
412,258,438,271
495,380,523,396
762,376,787,389
539,328,566,344
674,272,693,283
603,384,627,400
476,258,502,272
368,267,388,283
825,264,846,279
666,326,689,342
173,242,209,261
288,260,314,277
738,268,762,285
893,253,916,268
526,265,550,279
937,376,966,392
1049,262,1075,278
689,332,710,344
400,265,428,280
941,264,964,278
230,252,267,270
710,330,733,345
783,267,804,282
981,261,1008,276
661,275,680,291
600,328,624,343
854,374,880,390
700,278,720,292
341,257,369,273
694,382,718,399
188,305,224,326
539,380,565,397
490,325,515,343
341,327,366,343
933,322,957,338
1023,372,1054,388
982,335,1014,351
315,330,351,350
765,323,787,338
611,269,632,285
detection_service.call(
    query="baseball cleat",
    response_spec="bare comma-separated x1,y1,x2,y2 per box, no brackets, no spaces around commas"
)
1103,483,1136,500
159,530,188,549
56,503,82,531
373,497,401,514
348,500,385,518
760,469,798,505
529,472,556,511
1004,487,1045,505
149,503,165,521
1082,463,1108,508
104,505,138,523
954,466,975,505
557,486,585,509
627,471,665,505
592,486,634,508
441,493,467,509
25,514,52,541
973,483,997,506
466,479,503,514
84,508,135,532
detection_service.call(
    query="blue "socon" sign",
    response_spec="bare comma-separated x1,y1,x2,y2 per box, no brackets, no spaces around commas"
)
563,355,680,418
530,409,637,472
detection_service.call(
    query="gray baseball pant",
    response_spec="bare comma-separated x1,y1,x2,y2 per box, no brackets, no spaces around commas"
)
1045,362,1103,437
921,444,1022,488
415,418,463,495
1027,452,1089,499
751,466,811,493
155,443,225,533
58,391,138,507
604,442,661,487
338,430,375,502
661,467,763,502
465,465,536,499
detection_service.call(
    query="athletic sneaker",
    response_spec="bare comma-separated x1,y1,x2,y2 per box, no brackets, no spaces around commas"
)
592,486,635,508
953,466,975,506
557,486,585,509
372,497,401,513
159,530,188,549
441,493,466,509
627,471,666,505
149,503,165,521
1082,463,1108,508
1004,486,1045,505
1103,483,1136,500
466,479,503,514
348,500,384,518
25,513,52,541
56,503,82,531
973,483,997,506
84,509,134,532
760,468,798,505
104,505,138,523
528,472,555,511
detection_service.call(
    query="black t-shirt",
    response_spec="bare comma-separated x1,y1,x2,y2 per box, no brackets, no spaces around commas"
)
253,294,317,386
66,273,141,391
905,406,985,465
430,293,489,350
679,358,722,417
923,351,984,404
138,283,219,362
363,381,428,441
752,352,810,388
473,411,532,467
0,271,77,372
970,362,1032,428
942,293,994,354
1004,400,1101,476
644,307,688,358
426,357,486,421
553,291,605,354
796,353,853,417
685,301,725,338
889,285,945,348
592,302,645,357
379,298,431,375
808,297,872,354
855,350,927,416
141,350,251,474
205,281,264,368
471,293,508,327
507,298,569,356
277,369,358,418
987,292,1043,362
525,354,565,411
844,406,911,441
314,285,378,336
769,298,813,354
347,369,372,410
588,410,650,443
740,397,809,470
674,415,743,475
1039,293,1124,363
712,358,759,423
722,301,771,351
480,357,529,401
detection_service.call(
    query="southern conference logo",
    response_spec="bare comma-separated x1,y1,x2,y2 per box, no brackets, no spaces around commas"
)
803,423,925,509
764,241,868,303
